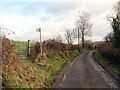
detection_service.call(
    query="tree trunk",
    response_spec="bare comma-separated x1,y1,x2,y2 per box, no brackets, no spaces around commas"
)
82,34,84,48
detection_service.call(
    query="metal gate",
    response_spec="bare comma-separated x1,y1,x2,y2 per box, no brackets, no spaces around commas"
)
11,41,28,56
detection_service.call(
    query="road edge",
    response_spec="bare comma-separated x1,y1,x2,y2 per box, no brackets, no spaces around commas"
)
92,51,120,88
52,52,81,88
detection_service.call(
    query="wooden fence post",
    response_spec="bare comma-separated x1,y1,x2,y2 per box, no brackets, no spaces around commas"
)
28,40,30,56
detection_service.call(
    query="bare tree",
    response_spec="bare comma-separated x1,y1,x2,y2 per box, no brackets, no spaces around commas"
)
55,34,63,43
64,29,74,44
75,11,92,47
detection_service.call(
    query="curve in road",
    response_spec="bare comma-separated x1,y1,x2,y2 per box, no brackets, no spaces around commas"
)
55,51,118,88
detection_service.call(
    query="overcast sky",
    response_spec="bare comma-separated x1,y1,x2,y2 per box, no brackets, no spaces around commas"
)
0,0,119,43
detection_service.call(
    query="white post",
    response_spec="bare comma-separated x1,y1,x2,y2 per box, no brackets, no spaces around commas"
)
39,28,42,54
36,27,42,54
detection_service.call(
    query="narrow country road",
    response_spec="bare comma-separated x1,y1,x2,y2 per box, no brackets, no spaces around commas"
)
54,51,118,88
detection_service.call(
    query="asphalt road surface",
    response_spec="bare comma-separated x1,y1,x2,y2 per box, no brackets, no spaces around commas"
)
55,51,118,88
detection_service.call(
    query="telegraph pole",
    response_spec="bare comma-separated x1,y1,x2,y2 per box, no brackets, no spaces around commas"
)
36,27,42,54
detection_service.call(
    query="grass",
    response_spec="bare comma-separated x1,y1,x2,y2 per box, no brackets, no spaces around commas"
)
3,49,80,88
95,51,120,75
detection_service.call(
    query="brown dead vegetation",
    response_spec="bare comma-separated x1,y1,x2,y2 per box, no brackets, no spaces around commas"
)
98,42,120,65
30,39,80,59
2,37,20,70
2,37,37,88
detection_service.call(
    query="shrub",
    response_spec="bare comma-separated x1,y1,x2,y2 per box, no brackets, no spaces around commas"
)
2,37,20,67
30,39,81,59
98,43,120,65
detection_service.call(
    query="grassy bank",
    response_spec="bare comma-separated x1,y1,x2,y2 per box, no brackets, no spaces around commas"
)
95,51,120,75
3,50,79,88
3,39,80,88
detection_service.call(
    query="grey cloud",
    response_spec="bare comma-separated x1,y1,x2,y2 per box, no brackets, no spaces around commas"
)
86,1,115,17
46,2,82,15
40,16,51,21
40,2,82,24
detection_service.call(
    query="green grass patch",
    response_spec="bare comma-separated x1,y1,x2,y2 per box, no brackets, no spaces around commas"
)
95,51,110,64
95,51,120,75
22,50,79,88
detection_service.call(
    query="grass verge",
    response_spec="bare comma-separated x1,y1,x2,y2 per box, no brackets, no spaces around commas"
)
3,50,79,88
95,51,120,75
